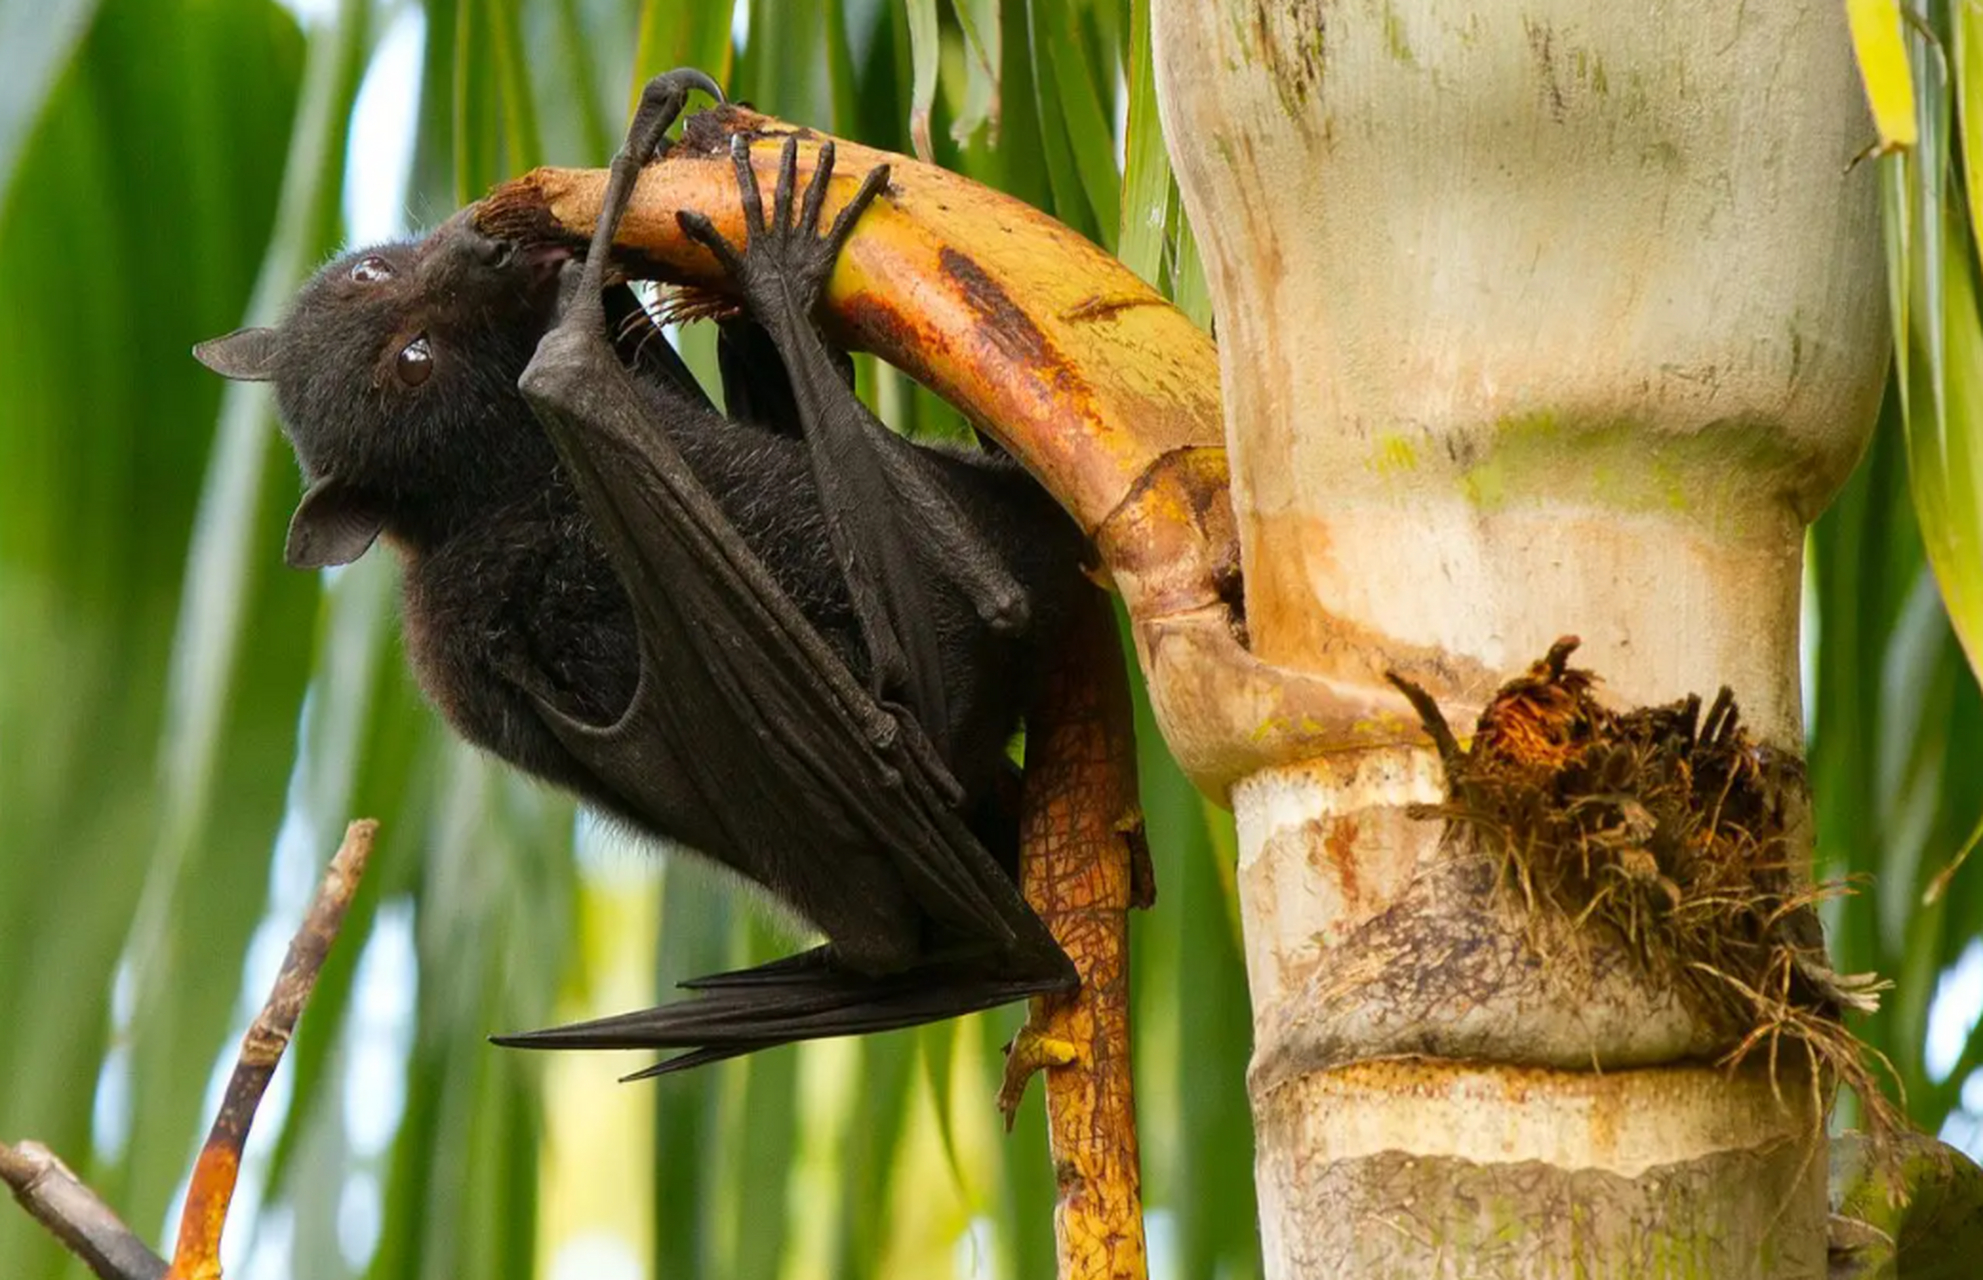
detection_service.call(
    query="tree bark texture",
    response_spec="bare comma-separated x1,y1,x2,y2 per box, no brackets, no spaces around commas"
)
1150,2,1887,1275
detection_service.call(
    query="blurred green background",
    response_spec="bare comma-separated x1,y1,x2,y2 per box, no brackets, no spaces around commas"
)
0,1,1977,1277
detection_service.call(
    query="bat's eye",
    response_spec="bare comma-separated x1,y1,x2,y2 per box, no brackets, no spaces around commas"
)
395,334,433,386
351,256,396,283
476,238,516,269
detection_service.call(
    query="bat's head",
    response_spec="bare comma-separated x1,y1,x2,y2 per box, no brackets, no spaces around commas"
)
194,210,574,569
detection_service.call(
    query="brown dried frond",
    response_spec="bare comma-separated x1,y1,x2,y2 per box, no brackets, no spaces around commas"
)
1469,635,1600,774
1392,637,1900,1150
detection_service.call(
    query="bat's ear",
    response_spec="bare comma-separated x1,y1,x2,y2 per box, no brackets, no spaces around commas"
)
193,327,282,381
285,477,383,568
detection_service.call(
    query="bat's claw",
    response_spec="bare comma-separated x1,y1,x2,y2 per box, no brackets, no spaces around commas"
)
677,208,745,278
581,67,727,318
628,68,725,165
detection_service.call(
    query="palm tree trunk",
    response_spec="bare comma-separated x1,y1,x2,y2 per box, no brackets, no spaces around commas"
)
1149,1,1888,1274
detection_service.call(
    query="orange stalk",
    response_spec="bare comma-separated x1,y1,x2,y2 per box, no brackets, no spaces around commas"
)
164,819,375,1280
1001,589,1151,1280
475,104,1222,544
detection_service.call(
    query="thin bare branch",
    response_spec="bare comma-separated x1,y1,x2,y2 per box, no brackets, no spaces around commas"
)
165,818,376,1280
0,1141,166,1280
2,820,377,1280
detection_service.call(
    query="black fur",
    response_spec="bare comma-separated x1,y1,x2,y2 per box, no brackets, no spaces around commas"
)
195,80,1085,1067
230,211,1076,831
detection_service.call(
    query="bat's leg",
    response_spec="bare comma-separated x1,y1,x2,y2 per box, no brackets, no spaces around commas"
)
515,66,731,532
677,138,1036,735
560,67,725,344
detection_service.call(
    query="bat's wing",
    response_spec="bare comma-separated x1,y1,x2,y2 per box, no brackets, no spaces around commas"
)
504,288,1069,1049
498,945,1060,1075
517,305,1060,942
493,70,1070,1060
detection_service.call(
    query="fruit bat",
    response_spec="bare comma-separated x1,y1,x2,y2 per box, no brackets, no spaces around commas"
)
193,68,1083,1074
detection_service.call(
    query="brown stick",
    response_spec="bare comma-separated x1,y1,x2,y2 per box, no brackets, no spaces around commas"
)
164,818,376,1280
2,820,377,1280
0,1142,166,1280
1001,590,1150,1280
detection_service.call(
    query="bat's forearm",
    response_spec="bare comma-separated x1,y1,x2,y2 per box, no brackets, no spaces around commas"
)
776,298,1031,634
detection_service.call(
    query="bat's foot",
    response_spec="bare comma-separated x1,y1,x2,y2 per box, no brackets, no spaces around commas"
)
625,68,724,165
576,68,727,329
677,134,889,326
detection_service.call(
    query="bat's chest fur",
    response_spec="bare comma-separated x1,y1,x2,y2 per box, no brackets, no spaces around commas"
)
394,422,1070,829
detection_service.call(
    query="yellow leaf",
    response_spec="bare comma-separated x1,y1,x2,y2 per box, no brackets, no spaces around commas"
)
1847,0,1919,154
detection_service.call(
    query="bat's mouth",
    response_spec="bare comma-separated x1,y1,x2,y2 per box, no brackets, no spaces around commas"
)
523,242,575,279
517,243,576,317
447,213,580,322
